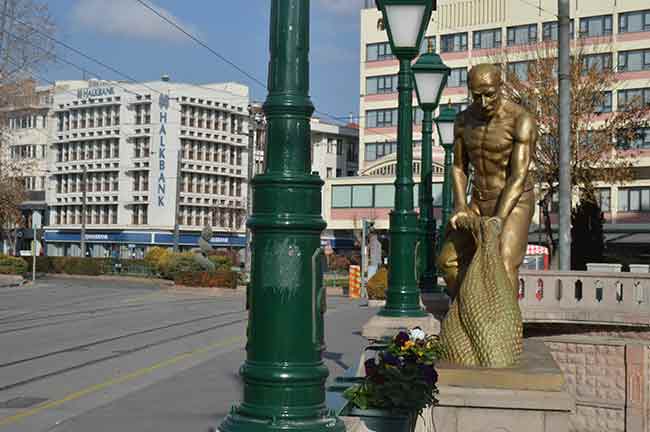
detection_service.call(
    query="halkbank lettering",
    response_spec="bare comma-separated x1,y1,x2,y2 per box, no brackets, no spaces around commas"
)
158,94,170,207
77,87,115,99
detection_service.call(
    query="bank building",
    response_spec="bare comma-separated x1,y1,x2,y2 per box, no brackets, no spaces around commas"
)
44,78,250,258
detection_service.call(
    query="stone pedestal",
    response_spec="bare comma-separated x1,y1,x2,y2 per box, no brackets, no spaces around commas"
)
361,313,440,340
419,339,574,432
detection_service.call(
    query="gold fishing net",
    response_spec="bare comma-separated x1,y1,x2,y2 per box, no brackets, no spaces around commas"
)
439,216,523,368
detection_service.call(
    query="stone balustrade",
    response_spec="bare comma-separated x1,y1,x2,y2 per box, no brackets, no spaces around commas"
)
518,270,650,326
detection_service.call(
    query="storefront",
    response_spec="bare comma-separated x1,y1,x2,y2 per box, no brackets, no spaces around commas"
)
44,230,247,258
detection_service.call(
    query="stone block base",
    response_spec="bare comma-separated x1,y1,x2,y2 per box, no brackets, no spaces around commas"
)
361,313,440,340
418,339,574,432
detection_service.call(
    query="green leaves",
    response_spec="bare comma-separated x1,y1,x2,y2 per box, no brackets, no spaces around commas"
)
343,332,441,416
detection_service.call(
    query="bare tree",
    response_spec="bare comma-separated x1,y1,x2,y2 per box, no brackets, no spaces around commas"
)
486,40,650,257
0,0,55,254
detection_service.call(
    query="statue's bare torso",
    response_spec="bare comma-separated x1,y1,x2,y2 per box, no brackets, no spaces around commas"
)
457,100,534,198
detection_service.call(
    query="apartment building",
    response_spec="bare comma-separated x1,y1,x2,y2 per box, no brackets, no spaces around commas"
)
250,115,359,179
327,0,650,257
45,78,250,258
0,80,52,255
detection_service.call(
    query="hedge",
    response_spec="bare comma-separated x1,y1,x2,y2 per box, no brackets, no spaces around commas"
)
367,266,388,300
174,271,237,289
0,255,28,275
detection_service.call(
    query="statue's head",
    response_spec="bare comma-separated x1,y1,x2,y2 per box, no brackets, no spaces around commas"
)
468,64,502,119
201,225,213,242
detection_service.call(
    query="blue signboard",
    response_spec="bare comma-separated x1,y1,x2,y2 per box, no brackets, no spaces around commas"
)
43,230,247,248
44,231,152,244
154,233,246,247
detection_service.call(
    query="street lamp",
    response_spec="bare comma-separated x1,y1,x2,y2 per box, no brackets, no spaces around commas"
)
375,0,434,318
436,105,457,239
412,53,449,294
219,1,344,432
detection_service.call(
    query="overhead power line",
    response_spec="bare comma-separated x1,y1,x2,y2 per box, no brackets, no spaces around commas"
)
131,0,362,131
133,0,268,90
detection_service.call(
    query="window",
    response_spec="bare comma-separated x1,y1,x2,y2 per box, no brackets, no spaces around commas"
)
618,128,650,149
542,20,575,40
619,10,650,33
366,108,398,128
618,49,650,72
597,188,611,212
336,139,343,155
326,167,333,178
366,75,397,95
374,184,395,207
352,185,373,207
580,130,607,149
595,91,612,113
507,61,532,81
473,28,501,49
432,183,443,207
420,36,436,54
347,142,357,162
365,141,397,161
582,53,612,74
441,32,468,52
412,107,424,125
332,186,352,208
336,168,342,177
619,187,650,212
579,15,613,38
617,88,650,110
507,24,537,46
448,67,468,88
367,42,394,61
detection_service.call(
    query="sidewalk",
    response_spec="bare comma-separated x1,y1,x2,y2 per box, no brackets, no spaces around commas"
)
44,299,375,432
0,274,23,288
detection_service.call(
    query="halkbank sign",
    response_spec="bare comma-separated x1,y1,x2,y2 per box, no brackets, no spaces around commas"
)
77,86,115,99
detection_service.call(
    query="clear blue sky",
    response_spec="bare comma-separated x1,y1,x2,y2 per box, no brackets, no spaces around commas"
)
44,0,363,124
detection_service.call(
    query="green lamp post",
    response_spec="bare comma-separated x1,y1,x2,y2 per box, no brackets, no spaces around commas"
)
412,53,450,294
375,0,435,318
219,1,343,431
436,105,457,242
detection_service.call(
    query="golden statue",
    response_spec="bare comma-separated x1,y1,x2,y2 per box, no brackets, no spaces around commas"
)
437,64,537,368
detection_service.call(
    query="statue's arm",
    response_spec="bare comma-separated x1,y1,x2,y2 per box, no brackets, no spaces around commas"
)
495,112,536,221
451,115,470,212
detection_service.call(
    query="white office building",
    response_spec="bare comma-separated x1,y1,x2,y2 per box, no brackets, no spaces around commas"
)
45,78,251,258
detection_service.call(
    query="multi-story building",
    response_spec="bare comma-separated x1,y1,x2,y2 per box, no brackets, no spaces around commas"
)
0,79,52,255
310,118,359,180
326,0,650,259
250,115,359,179
44,78,251,258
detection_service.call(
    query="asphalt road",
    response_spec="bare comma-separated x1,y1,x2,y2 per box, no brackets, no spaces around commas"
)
0,276,375,432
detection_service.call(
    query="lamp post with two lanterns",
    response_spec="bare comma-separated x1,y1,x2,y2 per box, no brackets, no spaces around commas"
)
374,0,436,318
412,53,450,294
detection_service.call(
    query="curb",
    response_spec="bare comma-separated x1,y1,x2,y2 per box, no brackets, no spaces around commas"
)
0,275,25,288
42,273,174,287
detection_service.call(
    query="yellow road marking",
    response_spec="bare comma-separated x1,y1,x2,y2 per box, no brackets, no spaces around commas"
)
0,335,243,427
122,292,163,303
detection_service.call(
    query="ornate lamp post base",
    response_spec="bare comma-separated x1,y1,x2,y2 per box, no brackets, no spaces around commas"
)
220,412,344,432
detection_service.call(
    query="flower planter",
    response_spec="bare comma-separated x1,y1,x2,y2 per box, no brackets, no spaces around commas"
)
345,407,415,432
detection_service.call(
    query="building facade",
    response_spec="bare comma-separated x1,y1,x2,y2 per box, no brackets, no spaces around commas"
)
0,80,51,255
310,118,359,180
332,0,650,258
45,79,250,258
250,115,359,179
